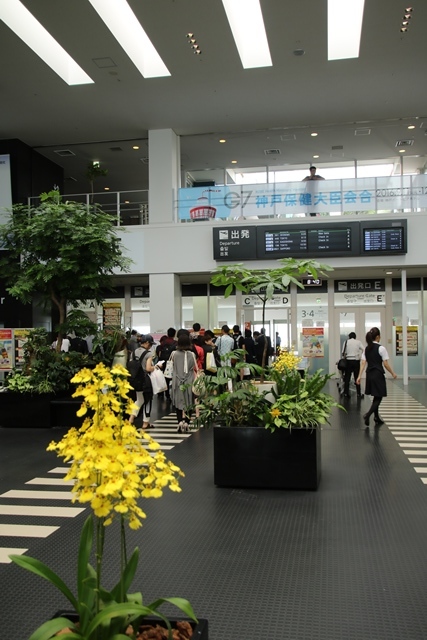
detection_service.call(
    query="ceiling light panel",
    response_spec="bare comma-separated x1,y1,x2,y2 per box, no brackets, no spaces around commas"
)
0,0,93,85
328,0,365,60
88,0,170,78
222,0,272,69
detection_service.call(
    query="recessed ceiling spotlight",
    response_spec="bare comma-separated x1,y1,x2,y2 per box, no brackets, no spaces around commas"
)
231,160,238,164
399,149,406,153
405,7,413,12
104,187,110,190
313,154,320,158
219,139,226,143
400,27,408,31
124,200,130,204
194,50,202,55
408,125,415,130
187,33,194,38
386,271,393,275
132,145,140,149
404,13,412,19
311,132,318,137
402,20,409,25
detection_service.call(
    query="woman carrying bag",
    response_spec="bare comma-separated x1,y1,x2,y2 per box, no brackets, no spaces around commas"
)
170,333,197,433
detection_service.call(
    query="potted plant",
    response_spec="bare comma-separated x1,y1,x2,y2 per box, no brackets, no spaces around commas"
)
10,363,208,639
194,357,341,490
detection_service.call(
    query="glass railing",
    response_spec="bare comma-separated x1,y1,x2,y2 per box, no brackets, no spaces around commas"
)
176,174,427,222
28,190,148,226
27,175,427,227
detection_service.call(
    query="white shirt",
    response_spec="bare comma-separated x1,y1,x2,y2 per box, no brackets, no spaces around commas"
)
361,344,389,362
343,338,364,360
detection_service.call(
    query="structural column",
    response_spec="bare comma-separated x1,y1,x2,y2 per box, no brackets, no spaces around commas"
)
149,273,181,333
148,129,180,223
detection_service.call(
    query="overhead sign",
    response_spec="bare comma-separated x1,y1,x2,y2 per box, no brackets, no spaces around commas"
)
302,278,322,286
213,227,257,261
213,220,406,261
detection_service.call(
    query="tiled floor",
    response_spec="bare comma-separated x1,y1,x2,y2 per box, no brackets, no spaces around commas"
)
1,383,427,639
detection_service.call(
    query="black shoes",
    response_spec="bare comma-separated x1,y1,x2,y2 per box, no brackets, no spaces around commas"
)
374,418,385,426
363,413,370,426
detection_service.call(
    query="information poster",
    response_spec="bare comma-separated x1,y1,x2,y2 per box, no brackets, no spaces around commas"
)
302,327,324,358
14,329,31,367
395,326,418,356
102,302,122,328
0,329,13,369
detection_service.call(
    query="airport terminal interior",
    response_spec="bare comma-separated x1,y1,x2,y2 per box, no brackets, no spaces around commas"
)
1,1,427,638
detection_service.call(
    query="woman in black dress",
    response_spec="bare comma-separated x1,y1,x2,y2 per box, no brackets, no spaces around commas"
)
357,327,397,427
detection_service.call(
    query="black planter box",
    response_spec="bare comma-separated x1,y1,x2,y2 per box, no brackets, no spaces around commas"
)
50,398,84,428
213,424,321,490
0,391,51,428
54,612,208,639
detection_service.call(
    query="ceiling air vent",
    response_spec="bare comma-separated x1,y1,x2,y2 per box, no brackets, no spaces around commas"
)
332,145,344,150
280,134,296,141
395,139,414,147
54,149,76,157
264,149,281,155
109,146,123,152
354,128,371,136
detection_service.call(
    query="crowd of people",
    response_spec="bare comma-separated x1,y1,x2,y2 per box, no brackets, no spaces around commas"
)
118,323,275,433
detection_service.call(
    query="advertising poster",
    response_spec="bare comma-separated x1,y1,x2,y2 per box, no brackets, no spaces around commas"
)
14,329,31,367
102,302,122,327
0,329,13,369
395,326,418,356
302,327,324,358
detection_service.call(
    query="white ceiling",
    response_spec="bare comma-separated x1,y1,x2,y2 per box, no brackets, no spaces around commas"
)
1,0,426,194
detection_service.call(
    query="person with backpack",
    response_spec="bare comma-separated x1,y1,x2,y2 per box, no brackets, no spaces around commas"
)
128,334,155,429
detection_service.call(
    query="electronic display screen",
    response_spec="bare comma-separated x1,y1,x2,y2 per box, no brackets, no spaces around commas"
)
264,229,307,253
307,228,352,253
363,227,404,252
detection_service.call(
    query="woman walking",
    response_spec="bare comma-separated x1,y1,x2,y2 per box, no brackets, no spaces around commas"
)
357,327,397,427
170,333,197,432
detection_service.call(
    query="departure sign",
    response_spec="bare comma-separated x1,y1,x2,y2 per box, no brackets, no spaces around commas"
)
308,227,352,253
265,229,307,253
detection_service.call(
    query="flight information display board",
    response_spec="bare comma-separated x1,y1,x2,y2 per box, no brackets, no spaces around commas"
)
361,220,407,255
307,227,352,253
214,220,407,261
265,229,307,253
257,222,359,259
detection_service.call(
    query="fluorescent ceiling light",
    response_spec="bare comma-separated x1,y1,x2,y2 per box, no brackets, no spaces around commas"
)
88,0,170,78
222,0,272,69
0,0,93,85
328,0,365,60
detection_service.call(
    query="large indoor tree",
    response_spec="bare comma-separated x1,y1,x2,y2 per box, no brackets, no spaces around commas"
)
0,190,131,348
211,258,333,369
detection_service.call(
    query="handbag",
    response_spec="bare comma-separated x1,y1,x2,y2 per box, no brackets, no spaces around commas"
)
337,358,347,372
192,369,206,396
337,340,347,372
150,367,168,395
164,353,174,378
206,351,217,373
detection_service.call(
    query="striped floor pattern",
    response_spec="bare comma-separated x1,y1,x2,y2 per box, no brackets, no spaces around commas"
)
0,413,194,563
380,385,427,485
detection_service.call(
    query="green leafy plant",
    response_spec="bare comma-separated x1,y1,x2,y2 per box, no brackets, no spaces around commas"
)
10,363,197,639
5,328,90,395
0,189,131,350
193,352,267,428
210,258,332,369
264,367,344,431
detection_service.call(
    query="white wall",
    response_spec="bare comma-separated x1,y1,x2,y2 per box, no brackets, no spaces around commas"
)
117,213,426,277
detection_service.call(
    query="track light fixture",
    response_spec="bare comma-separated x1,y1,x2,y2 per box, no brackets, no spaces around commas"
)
186,32,202,56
